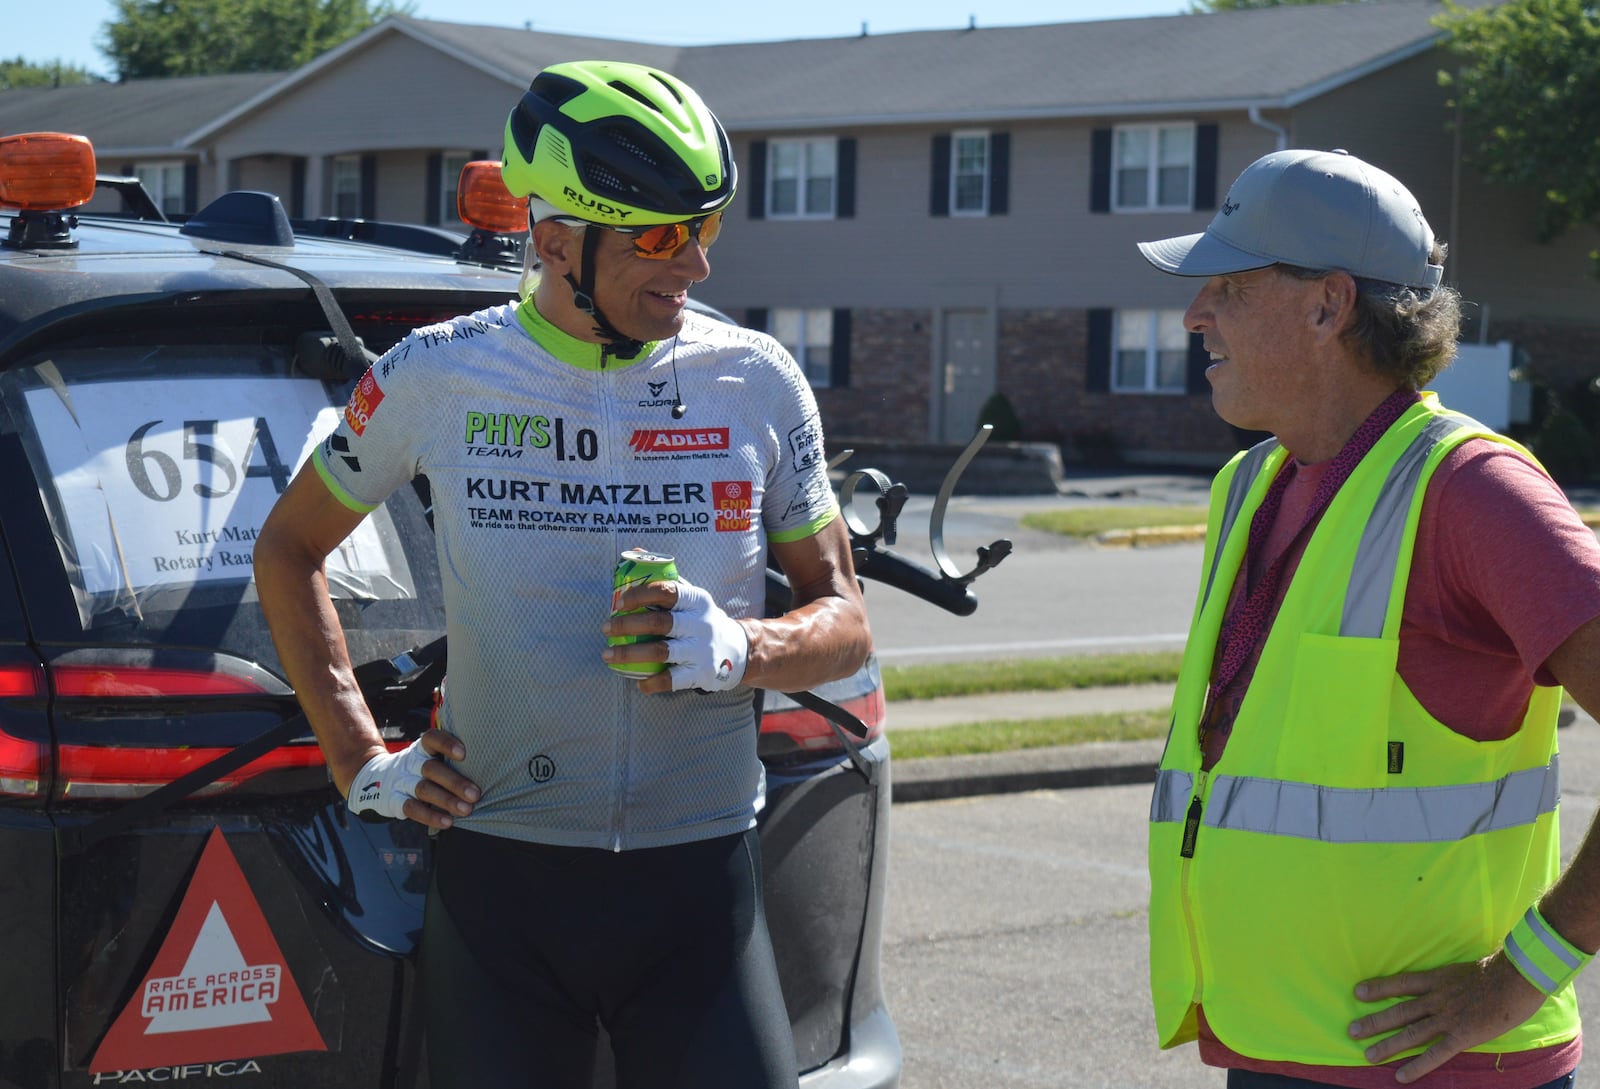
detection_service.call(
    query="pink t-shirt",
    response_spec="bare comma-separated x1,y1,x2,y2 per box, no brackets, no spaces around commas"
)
1197,438,1600,1087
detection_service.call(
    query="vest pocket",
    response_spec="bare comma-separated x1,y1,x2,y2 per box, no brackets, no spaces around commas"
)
1274,633,1397,787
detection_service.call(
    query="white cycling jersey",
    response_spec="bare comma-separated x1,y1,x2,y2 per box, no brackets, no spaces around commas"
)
312,298,838,849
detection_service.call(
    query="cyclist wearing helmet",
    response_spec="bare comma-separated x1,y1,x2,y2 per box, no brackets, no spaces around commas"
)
255,60,870,1089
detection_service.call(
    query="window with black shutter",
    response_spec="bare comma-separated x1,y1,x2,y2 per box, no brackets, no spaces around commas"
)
1091,123,1217,214
762,137,851,219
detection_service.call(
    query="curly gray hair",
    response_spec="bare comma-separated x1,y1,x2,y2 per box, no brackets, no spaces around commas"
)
1281,240,1460,389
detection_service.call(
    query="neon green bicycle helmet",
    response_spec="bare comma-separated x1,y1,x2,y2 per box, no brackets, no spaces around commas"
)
502,60,736,225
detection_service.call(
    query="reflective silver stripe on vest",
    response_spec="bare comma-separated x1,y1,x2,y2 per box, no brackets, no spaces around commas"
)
1151,757,1559,842
1150,768,1195,823
1340,415,1470,638
1205,755,1559,842
1153,408,1557,844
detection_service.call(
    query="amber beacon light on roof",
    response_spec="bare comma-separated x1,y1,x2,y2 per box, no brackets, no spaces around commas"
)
1,131,100,250
456,160,530,235
0,132,97,211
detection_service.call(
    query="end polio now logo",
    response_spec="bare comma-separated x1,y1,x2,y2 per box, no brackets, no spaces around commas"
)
344,371,385,435
714,480,752,532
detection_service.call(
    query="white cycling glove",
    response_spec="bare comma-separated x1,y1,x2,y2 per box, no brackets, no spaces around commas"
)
347,737,430,819
667,579,751,692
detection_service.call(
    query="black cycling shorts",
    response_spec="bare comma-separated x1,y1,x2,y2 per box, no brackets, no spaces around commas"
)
421,825,799,1089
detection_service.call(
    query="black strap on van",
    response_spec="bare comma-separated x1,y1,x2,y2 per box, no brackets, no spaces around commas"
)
784,688,877,783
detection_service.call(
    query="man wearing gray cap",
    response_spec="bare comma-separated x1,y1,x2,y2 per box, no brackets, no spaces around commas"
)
1139,148,1600,1088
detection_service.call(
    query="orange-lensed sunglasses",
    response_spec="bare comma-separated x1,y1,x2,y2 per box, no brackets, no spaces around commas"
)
558,210,723,260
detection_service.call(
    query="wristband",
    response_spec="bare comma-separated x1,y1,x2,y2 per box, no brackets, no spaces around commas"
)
1504,906,1593,997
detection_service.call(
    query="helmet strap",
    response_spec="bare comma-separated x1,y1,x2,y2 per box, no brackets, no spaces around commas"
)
563,226,645,362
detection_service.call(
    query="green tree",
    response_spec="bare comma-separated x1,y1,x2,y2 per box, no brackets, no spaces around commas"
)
100,0,415,80
1436,0,1600,266
0,57,103,90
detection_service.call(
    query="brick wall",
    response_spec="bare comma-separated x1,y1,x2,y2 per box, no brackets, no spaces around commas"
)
814,308,932,442
994,308,1236,464
804,306,1242,464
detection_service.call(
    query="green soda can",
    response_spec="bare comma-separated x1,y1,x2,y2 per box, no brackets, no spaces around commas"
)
608,548,678,676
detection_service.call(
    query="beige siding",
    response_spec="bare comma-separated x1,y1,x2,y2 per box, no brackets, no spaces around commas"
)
1291,52,1455,243
706,118,1281,319
231,156,296,205
1296,51,1600,329
373,151,425,224
209,35,515,160
1455,174,1600,327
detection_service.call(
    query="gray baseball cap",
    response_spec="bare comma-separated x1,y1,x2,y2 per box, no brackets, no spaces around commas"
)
1137,148,1444,290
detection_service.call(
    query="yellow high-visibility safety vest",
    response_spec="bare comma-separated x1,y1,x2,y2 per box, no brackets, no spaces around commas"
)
1148,395,1577,1065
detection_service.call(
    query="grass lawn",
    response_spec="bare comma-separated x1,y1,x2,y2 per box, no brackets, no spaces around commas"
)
881,650,1182,701
889,710,1170,759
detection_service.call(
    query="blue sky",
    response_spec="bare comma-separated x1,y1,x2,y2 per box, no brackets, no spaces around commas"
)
12,0,1191,79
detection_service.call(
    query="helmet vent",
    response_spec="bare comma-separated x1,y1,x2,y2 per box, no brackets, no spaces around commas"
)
609,80,666,116
529,71,585,108
645,72,686,105
584,160,640,203
606,126,664,171
547,131,572,169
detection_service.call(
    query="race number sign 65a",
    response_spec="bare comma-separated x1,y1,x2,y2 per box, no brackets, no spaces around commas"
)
125,418,292,502
25,375,399,599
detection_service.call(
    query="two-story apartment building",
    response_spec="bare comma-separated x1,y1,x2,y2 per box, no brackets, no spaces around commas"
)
4,0,1596,466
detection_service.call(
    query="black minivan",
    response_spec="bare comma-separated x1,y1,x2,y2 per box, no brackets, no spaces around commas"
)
0,133,1005,1089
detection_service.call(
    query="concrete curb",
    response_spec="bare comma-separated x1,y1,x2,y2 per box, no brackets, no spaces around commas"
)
1094,524,1207,547
890,739,1164,804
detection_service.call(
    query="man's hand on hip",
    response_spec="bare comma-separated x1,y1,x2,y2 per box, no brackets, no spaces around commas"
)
347,729,479,829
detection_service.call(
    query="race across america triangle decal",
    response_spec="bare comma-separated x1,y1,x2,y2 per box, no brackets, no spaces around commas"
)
90,827,327,1072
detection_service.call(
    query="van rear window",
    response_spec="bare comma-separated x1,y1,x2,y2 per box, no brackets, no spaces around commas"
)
3,348,419,632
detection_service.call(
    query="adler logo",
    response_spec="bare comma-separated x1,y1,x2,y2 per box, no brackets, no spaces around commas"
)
629,428,730,453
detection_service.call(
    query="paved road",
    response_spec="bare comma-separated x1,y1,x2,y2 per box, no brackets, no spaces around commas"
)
858,489,1205,665
884,711,1600,1088
874,472,1600,1085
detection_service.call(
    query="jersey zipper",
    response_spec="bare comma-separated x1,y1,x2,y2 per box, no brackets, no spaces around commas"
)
602,359,629,852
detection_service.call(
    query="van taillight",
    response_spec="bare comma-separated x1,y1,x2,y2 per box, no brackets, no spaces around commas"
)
0,663,42,698
52,666,267,698
47,663,330,800
760,688,886,751
57,743,326,800
0,663,47,797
